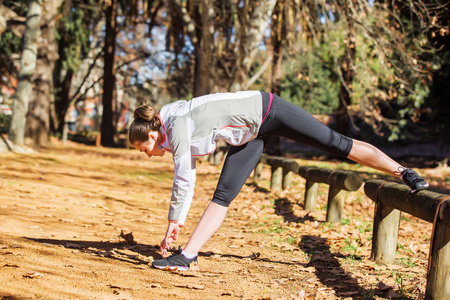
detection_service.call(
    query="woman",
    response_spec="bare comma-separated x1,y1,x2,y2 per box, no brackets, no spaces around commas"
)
128,91,428,271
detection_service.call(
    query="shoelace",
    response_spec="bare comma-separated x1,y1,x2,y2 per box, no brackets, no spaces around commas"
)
166,246,183,258
401,169,420,183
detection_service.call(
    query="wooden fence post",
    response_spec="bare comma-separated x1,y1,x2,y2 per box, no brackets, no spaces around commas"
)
282,168,292,189
370,201,401,264
209,150,223,165
426,199,450,300
254,161,263,183
270,157,284,191
282,159,299,190
326,186,347,223
304,180,319,212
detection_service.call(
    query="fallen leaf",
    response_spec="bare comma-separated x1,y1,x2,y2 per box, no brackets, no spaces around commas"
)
2,264,19,268
119,230,136,245
201,272,220,277
376,281,393,291
291,289,306,300
213,279,226,284
243,252,261,259
386,290,403,299
23,271,43,279
339,290,360,296
59,219,75,223
0,293,12,298
416,292,425,300
386,264,402,270
306,277,318,283
174,283,205,290
108,284,131,290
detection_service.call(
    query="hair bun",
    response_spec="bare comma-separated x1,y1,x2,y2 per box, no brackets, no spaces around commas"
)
133,105,156,122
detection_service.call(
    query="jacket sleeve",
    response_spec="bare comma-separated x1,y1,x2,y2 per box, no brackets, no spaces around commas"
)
166,116,196,225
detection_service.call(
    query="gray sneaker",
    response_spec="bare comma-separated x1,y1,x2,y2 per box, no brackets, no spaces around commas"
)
152,247,198,271
400,168,429,193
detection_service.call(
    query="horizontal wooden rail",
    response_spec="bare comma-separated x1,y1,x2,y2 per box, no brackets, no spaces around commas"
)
365,179,448,225
364,179,449,300
297,166,363,223
298,166,363,191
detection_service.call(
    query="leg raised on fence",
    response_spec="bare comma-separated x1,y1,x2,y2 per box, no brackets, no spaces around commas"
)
326,186,345,223
304,180,318,211
370,201,401,264
426,200,450,300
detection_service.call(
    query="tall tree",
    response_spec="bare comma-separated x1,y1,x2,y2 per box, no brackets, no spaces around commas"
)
25,0,64,145
335,0,355,135
170,0,214,97
193,0,214,96
230,0,277,92
100,0,118,146
9,0,41,146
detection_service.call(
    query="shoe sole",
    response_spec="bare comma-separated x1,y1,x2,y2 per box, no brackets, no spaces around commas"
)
153,265,190,271
410,182,429,193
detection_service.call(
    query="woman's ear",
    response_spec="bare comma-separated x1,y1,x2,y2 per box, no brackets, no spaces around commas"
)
148,131,158,141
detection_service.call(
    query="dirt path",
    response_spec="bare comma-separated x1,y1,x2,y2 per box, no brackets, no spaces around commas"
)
0,142,446,299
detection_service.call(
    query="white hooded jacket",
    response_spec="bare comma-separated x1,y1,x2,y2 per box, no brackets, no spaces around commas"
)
157,91,263,224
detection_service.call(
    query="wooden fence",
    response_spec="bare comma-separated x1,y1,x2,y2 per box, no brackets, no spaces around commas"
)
254,154,449,300
253,155,363,223
365,180,449,300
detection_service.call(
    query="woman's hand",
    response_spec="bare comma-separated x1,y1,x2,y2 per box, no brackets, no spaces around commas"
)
160,221,181,257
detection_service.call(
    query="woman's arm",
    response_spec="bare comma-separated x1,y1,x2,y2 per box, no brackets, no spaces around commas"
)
169,153,196,224
160,116,196,256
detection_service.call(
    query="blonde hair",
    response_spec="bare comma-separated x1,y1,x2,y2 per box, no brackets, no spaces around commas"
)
128,105,161,145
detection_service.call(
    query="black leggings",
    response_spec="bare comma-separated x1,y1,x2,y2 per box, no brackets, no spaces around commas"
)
211,92,353,207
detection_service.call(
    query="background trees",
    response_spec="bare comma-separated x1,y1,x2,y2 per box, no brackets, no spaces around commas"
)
1,0,449,148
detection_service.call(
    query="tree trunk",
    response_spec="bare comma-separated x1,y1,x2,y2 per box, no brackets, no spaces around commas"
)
25,0,63,146
270,0,284,96
53,0,73,134
100,0,118,147
336,0,355,135
230,0,277,92
265,0,285,156
192,0,214,97
54,69,73,133
9,0,42,146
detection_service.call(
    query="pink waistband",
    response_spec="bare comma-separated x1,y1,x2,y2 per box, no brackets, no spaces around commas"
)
261,93,273,125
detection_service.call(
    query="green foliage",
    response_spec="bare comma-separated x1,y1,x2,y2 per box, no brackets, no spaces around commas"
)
348,6,435,142
0,27,22,86
56,3,92,73
0,113,12,134
281,48,339,114
0,28,22,58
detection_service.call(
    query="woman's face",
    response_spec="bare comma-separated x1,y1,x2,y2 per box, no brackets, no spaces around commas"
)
134,131,165,158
